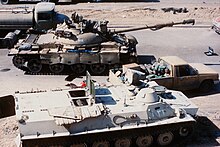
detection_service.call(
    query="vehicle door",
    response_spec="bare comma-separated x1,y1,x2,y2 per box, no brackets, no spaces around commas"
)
173,65,199,90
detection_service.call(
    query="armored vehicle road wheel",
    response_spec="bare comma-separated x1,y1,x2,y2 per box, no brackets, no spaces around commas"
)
70,143,87,147
70,64,87,74
157,132,173,146
27,59,42,73
92,140,110,147
115,138,131,147
179,127,190,137
49,64,64,74
1,0,9,4
136,135,153,147
12,56,25,68
89,64,106,75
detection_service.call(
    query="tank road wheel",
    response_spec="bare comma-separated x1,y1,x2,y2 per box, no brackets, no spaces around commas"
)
115,138,131,147
89,64,106,75
12,56,25,68
1,0,10,4
27,59,42,73
70,143,87,147
179,127,190,137
49,64,64,74
92,140,110,147
136,135,153,147
70,64,87,74
157,132,173,146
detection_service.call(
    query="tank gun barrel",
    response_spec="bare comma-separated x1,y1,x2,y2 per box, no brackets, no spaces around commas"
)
115,19,195,33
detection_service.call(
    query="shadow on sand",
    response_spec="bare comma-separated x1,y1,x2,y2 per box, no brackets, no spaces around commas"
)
183,83,220,98
184,116,220,146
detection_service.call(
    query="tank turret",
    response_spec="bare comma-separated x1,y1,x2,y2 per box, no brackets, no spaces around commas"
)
8,12,195,75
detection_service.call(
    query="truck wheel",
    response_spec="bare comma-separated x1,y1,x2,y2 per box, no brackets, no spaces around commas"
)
1,0,10,4
199,80,214,92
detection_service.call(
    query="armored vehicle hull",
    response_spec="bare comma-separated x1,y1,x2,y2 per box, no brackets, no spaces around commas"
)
8,13,195,75
9,33,136,75
0,72,197,147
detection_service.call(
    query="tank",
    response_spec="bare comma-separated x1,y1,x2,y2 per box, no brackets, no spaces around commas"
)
8,13,195,75
0,72,197,147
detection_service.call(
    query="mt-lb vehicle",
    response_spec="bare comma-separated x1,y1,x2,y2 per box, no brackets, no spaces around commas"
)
9,13,195,75
0,72,197,147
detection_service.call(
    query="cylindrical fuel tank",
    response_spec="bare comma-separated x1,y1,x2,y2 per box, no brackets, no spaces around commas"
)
0,12,33,30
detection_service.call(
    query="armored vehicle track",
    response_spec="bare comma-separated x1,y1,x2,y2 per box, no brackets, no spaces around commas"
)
22,121,195,147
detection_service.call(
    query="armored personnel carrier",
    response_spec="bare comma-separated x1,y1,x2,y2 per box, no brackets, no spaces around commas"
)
9,13,195,75
0,72,197,147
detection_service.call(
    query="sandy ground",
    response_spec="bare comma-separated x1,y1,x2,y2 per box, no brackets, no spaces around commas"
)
55,2,220,25
0,1,220,147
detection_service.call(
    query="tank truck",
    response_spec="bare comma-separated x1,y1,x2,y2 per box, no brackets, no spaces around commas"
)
9,13,195,75
0,2,69,48
0,71,197,147
0,0,96,5
0,0,155,5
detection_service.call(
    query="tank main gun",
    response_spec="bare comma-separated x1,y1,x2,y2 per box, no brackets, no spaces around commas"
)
8,13,196,75
114,19,195,33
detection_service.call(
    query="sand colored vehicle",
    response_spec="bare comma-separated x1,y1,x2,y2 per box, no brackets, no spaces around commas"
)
8,13,195,75
0,72,197,147
129,56,219,91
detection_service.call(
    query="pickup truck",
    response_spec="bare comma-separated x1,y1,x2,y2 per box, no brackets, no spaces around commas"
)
142,56,219,91
122,56,219,92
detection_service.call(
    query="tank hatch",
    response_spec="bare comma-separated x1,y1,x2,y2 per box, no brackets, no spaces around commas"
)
48,104,105,125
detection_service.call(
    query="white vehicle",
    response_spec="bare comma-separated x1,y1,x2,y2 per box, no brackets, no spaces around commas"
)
0,72,197,146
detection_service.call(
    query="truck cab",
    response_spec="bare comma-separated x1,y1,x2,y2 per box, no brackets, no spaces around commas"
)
34,2,57,31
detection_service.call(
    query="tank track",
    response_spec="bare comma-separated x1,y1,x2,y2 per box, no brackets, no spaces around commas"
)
21,121,195,147
11,54,132,76
13,63,113,76
12,55,121,76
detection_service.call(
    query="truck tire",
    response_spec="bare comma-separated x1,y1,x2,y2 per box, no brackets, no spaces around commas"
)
1,0,10,4
199,80,214,92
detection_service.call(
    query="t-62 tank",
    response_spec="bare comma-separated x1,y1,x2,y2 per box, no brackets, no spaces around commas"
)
9,13,195,75
0,72,198,147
